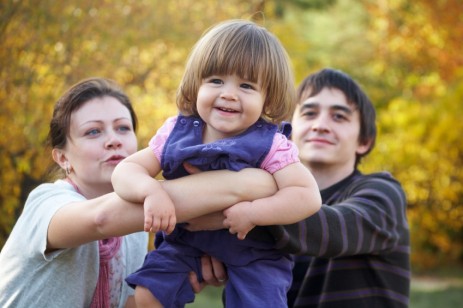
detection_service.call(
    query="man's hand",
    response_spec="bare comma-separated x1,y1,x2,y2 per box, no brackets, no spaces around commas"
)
184,212,226,231
189,255,227,293
183,162,201,174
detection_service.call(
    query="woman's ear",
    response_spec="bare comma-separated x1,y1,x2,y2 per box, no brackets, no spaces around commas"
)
52,149,68,171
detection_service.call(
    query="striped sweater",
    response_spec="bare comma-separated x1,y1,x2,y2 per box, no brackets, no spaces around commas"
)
270,170,410,307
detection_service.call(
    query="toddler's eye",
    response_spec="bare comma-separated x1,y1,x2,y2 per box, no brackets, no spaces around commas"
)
241,83,254,90
207,78,223,84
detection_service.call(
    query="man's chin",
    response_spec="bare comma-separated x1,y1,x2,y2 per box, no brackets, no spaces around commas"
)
300,153,332,165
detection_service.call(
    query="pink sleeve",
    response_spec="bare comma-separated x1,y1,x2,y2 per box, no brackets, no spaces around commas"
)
148,116,178,162
260,133,300,174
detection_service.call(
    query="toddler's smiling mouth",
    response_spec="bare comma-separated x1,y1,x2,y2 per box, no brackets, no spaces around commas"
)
216,107,239,113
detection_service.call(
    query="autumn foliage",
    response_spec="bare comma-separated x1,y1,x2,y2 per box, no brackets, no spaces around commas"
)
1,0,461,270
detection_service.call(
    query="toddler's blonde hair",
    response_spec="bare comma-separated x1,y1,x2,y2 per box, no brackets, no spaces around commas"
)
177,19,296,124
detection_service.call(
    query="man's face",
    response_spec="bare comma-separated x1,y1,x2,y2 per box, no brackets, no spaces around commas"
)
291,87,370,171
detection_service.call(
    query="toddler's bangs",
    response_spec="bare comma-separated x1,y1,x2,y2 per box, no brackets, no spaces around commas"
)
200,29,268,84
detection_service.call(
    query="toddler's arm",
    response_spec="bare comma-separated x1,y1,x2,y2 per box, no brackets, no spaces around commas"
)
112,147,176,234
224,162,321,239
162,167,277,222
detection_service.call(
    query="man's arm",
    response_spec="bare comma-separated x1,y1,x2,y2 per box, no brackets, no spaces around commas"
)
273,173,408,256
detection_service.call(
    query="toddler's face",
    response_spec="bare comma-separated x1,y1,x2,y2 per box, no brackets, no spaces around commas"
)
197,74,264,143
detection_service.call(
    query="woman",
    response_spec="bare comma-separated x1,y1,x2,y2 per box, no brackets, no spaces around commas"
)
0,77,276,307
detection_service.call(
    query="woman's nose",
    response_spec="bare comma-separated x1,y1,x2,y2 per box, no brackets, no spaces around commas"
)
105,132,122,149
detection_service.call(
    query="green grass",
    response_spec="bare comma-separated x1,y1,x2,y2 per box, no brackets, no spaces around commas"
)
185,275,463,308
186,286,223,308
410,272,463,308
410,286,463,307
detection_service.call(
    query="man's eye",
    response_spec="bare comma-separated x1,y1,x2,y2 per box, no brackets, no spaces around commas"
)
333,114,347,121
302,111,316,117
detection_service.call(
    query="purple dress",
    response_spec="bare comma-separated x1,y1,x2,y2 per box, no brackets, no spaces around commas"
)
126,115,293,308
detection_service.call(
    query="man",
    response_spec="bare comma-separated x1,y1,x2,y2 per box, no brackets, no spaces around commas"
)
278,68,410,307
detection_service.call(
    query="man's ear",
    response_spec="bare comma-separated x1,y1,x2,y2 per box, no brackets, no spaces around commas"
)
356,139,373,155
52,149,68,170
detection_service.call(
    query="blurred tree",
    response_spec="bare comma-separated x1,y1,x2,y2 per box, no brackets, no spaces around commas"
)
368,79,463,269
0,0,312,248
0,0,273,247
361,0,463,269
269,0,463,269
1,0,462,271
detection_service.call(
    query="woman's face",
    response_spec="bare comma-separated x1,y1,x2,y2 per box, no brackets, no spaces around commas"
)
61,96,137,197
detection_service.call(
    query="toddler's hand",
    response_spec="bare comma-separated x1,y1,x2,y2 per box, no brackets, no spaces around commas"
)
223,201,255,240
143,194,176,234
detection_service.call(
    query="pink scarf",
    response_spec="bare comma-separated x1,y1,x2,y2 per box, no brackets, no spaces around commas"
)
65,178,123,307
91,237,122,308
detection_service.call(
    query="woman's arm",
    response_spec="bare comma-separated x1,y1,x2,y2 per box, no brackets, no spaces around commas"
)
47,168,277,250
161,167,278,222
112,147,177,233
47,192,145,250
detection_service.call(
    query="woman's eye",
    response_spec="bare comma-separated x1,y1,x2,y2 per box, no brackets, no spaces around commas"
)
85,129,100,136
117,125,131,132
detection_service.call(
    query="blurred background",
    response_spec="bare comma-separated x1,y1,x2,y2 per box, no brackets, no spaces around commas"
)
1,0,462,306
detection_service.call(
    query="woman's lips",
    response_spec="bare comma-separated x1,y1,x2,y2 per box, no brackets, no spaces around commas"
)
104,155,125,165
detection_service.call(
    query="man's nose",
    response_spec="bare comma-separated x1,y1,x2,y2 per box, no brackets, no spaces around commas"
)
311,114,330,133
